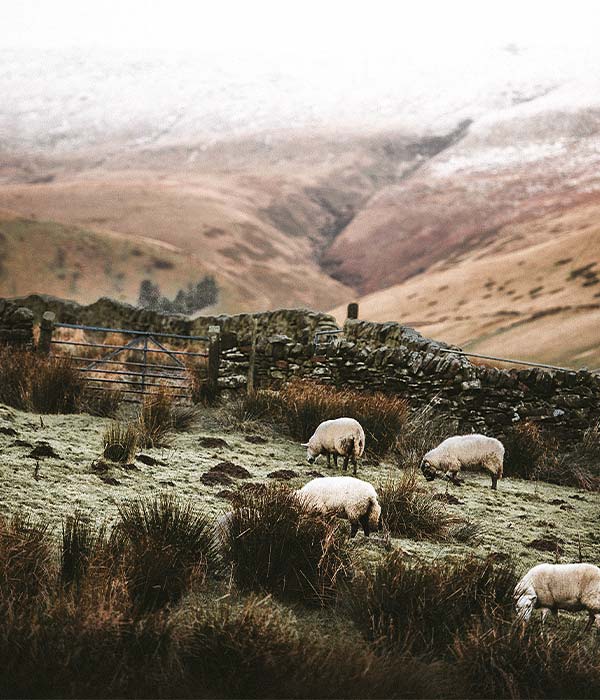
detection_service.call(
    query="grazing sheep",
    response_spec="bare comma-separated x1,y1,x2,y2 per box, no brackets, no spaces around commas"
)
420,434,504,489
514,563,600,629
301,417,365,475
297,475,381,537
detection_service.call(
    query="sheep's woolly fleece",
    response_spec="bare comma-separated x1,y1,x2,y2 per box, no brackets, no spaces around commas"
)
297,475,380,534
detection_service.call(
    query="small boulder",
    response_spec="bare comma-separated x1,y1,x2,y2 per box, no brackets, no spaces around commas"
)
527,537,564,555
136,454,165,466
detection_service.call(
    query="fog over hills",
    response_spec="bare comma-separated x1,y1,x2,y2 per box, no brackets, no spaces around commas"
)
1,24,600,364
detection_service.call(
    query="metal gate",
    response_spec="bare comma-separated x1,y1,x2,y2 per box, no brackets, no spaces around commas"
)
40,316,217,402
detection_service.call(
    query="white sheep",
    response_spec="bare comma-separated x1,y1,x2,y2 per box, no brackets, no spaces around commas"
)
301,417,365,475
420,434,504,489
514,563,600,629
297,475,381,537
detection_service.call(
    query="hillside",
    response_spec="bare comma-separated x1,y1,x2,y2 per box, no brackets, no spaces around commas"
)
332,200,600,368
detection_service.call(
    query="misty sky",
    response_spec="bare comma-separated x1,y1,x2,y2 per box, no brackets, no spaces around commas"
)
4,0,600,55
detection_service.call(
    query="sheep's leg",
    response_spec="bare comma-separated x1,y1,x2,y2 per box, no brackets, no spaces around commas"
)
352,454,357,475
491,474,498,490
584,612,600,631
349,521,359,538
333,453,338,469
540,608,551,625
358,513,370,536
326,453,332,469
342,454,350,472
446,471,463,487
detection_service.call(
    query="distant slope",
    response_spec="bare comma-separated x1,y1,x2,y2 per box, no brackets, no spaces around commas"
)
332,201,600,368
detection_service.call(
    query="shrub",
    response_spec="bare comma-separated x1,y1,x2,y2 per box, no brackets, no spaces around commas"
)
347,552,517,657
222,485,352,605
115,494,218,613
453,617,600,699
239,380,408,458
102,421,138,463
0,347,84,413
378,469,455,540
137,389,175,447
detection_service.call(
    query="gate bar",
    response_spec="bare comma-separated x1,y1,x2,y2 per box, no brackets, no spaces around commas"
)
51,339,207,356
53,322,209,341
70,357,206,369
78,367,187,380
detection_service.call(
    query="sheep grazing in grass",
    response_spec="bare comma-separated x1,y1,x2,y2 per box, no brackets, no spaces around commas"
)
420,434,504,490
297,475,381,537
514,563,600,629
301,417,365,475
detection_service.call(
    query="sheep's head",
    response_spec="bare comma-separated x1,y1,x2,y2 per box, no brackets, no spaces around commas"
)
301,441,319,463
420,459,437,481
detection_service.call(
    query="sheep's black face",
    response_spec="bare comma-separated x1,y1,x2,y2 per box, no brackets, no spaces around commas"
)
307,455,315,464
421,460,437,481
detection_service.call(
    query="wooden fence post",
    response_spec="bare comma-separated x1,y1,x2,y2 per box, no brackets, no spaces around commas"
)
247,317,258,394
38,311,55,355
207,329,221,400
347,302,359,320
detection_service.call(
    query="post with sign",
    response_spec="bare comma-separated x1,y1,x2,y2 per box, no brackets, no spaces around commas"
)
207,325,221,401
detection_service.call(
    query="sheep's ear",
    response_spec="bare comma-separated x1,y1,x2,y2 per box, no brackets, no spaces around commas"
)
301,442,309,447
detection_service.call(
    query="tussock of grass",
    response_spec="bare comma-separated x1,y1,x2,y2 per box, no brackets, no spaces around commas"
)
137,389,175,448
0,347,84,413
170,403,200,432
505,420,600,490
378,469,455,540
394,401,458,471
222,484,352,605
347,551,517,657
179,595,445,699
237,380,409,458
0,514,53,608
102,421,138,463
80,387,123,417
115,494,218,613
452,618,600,699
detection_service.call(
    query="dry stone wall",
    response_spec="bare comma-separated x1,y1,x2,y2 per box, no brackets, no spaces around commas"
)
5,294,600,441
0,299,34,346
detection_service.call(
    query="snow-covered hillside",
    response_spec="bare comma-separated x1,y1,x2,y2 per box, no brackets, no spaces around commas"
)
2,43,599,155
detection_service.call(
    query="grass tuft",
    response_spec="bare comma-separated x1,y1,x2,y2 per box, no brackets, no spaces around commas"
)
136,389,175,447
378,469,455,540
115,494,218,613
347,551,517,657
102,421,138,463
222,484,352,605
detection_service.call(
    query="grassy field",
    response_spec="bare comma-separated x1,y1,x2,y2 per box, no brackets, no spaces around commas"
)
1,401,598,571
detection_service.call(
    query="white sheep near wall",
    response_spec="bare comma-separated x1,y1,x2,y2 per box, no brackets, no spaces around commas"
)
420,434,504,489
514,563,600,628
301,417,365,474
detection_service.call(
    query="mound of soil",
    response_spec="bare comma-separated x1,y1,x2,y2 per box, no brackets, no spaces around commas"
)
527,537,565,555
136,454,165,466
267,469,299,480
244,435,269,444
216,489,236,501
433,493,462,505
28,442,60,459
201,471,234,487
99,475,121,486
306,470,325,478
210,461,252,479
0,426,17,437
199,436,230,449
